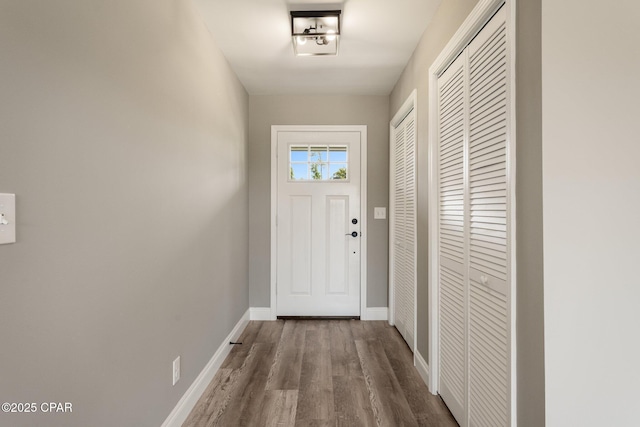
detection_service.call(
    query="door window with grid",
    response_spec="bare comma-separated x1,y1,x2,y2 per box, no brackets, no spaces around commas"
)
289,145,348,181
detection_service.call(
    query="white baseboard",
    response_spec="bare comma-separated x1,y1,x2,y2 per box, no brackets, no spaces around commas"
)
249,306,388,321
415,350,431,392
364,307,389,321
250,307,274,320
161,308,250,427
249,307,389,320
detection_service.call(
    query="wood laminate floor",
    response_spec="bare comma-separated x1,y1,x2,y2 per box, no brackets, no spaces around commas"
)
183,320,458,427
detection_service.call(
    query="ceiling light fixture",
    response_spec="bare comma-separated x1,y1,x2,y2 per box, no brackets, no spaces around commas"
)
290,10,341,56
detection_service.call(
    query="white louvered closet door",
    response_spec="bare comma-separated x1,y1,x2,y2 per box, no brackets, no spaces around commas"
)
437,52,467,425
436,5,511,427
391,108,416,351
467,7,509,426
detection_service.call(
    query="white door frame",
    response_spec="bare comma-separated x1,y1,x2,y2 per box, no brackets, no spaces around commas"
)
389,89,418,356
427,0,517,424
270,125,368,320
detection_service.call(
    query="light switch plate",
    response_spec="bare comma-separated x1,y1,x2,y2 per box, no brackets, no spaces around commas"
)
374,207,387,220
172,356,181,386
0,193,16,244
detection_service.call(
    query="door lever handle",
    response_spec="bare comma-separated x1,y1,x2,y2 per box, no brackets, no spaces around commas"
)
346,231,359,237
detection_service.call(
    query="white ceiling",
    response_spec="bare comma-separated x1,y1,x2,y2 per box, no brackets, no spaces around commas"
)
194,0,442,95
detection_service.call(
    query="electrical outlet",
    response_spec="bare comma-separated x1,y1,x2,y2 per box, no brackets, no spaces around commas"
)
172,356,180,386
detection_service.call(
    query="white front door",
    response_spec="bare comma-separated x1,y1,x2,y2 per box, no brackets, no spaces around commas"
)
276,129,361,316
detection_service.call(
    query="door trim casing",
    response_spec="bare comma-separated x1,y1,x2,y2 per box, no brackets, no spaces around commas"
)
270,125,368,320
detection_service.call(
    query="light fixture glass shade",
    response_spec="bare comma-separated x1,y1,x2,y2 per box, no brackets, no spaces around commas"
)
290,10,341,56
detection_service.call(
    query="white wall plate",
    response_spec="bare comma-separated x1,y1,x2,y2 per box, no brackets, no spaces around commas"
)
0,193,16,244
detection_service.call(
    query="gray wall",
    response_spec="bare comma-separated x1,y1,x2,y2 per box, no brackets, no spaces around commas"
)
390,0,546,425
516,0,545,425
248,95,390,308
389,0,482,359
0,1,249,426
541,1,640,425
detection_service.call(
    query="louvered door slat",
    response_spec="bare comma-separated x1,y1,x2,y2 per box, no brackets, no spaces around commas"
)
470,176,505,189
471,240,505,255
471,214,506,224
